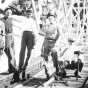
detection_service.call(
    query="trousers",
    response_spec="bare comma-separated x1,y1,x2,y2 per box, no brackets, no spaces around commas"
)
19,31,35,71
4,35,16,73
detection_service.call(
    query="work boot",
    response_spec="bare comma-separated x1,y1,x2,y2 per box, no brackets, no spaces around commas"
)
22,70,26,81
54,73,58,80
43,65,50,80
11,70,19,84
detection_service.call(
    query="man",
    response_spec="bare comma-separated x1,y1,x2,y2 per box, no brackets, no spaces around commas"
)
4,9,16,74
18,9,37,80
73,51,83,79
0,9,5,55
41,13,59,79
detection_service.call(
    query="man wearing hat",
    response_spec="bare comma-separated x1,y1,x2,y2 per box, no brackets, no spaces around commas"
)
4,9,17,74
18,9,37,80
41,13,59,79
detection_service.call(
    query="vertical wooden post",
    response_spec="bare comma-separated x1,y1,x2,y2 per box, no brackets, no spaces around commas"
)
31,0,40,33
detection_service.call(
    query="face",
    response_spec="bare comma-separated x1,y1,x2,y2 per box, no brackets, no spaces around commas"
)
0,14,4,19
48,16,55,24
26,12,30,18
24,1,32,9
42,6,49,15
26,11,33,18
74,54,79,59
5,9,12,17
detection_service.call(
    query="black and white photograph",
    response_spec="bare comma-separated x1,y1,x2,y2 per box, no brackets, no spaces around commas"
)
0,0,88,88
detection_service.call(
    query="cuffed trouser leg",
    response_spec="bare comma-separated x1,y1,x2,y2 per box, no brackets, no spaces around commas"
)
19,33,26,72
4,47,16,73
23,48,31,70
51,51,59,76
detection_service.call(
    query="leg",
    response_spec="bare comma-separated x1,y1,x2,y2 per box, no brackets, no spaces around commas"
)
43,64,50,80
4,47,16,73
23,48,32,70
51,51,59,76
4,48,12,72
41,39,51,61
74,69,78,77
43,47,51,79
22,32,35,79
19,33,26,72
23,32,35,70
81,77,88,88
10,44,16,69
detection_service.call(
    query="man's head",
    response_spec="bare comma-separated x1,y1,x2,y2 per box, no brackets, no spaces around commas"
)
47,13,56,24
4,9,12,17
68,38,74,45
74,51,80,59
26,9,33,18
42,5,49,16
23,0,32,10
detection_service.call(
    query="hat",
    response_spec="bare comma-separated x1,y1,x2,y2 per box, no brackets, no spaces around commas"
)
26,9,32,12
47,0,53,3
74,51,83,55
47,13,55,18
26,9,33,13
68,38,74,43
42,3,47,7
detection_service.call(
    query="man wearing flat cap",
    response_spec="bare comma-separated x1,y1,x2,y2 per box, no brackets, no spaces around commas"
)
18,9,37,80
41,13,59,79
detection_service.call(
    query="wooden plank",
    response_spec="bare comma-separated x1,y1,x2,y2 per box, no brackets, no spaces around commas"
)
31,0,40,33
0,73,13,88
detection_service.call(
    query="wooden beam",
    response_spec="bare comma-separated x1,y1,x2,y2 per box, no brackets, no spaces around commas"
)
31,0,41,34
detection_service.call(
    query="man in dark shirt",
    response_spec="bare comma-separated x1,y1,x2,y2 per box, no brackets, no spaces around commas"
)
73,51,83,79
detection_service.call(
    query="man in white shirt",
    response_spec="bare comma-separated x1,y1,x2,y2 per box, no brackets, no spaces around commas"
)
4,9,17,74
18,10,37,80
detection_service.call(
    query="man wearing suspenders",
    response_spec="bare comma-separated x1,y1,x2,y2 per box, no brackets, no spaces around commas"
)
41,13,59,79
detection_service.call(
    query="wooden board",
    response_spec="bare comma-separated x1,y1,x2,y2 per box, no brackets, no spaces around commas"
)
0,57,44,88
0,73,13,88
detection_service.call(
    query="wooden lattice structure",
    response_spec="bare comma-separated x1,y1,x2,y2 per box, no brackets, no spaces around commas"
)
57,0,88,45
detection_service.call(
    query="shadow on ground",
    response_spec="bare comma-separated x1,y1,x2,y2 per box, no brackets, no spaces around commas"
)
0,72,10,75
22,77,47,88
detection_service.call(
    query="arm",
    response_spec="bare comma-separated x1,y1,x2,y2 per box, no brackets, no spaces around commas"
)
38,24,45,36
60,48,68,57
54,28,59,41
39,32,45,36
